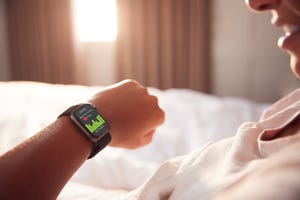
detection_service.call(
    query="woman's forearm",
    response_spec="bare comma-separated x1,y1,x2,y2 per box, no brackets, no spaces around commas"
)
0,116,91,199
0,80,165,199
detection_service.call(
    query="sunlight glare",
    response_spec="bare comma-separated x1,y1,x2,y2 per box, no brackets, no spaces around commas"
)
74,0,117,42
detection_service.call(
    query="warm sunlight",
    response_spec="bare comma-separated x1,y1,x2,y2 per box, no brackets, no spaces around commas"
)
73,0,117,42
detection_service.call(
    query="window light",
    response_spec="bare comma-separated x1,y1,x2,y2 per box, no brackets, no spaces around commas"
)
73,0,117,42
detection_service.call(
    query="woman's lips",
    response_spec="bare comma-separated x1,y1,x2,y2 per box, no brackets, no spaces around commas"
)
283,24,300,34
277,24,300,79
277,24,300,50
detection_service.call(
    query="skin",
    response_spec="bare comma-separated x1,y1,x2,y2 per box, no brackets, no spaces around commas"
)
0,1,299,199
246,0,300,138
246,0,300,78
129,1,300,199
0,79,165,199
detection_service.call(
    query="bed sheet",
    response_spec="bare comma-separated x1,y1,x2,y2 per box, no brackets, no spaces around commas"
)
0,81,269,199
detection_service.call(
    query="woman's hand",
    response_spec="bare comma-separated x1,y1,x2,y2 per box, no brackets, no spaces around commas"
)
89,79,165,149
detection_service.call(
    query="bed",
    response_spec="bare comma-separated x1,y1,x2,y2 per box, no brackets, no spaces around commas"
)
0,81,269,199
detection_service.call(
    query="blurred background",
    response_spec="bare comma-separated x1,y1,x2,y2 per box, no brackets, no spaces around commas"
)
0,0,299,103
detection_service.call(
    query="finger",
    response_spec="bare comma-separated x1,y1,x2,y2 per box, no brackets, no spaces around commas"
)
142,129,156,145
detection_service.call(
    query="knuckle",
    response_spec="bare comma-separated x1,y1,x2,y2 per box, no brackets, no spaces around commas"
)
158,109,166,124
140,86,149,94
123,79,139,87
149,95,158,103
151,107,165,124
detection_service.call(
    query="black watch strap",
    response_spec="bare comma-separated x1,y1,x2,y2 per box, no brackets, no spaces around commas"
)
59,104,111,159
88,133,111,158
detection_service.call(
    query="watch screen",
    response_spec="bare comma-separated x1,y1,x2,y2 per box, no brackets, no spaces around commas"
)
74,104,109,136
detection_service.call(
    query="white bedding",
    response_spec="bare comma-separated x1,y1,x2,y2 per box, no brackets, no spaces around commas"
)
0,81,269,199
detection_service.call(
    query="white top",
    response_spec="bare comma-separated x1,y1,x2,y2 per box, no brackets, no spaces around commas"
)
126,89,300,200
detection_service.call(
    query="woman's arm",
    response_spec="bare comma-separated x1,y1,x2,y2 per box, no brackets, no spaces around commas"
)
0,80,165,199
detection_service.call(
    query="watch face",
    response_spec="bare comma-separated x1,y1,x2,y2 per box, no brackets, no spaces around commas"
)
73,104,109,137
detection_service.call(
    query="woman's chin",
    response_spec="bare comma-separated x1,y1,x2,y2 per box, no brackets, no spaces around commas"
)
290,55,300,79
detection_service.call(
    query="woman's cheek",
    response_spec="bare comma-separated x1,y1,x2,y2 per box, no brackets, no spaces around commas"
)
286,0,300,15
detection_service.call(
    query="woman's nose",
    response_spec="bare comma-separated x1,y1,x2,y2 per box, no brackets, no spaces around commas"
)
245,0,279,11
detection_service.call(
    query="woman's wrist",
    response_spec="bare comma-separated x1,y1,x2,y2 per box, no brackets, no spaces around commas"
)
55,116,92,160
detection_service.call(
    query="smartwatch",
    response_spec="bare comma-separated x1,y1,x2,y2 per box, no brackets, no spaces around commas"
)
58,103,111,159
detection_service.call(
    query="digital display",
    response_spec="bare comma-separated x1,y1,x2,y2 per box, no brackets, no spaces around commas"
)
74,104,109,136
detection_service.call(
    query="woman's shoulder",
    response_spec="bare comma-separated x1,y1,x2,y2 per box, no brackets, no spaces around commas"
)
260,88,300,120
